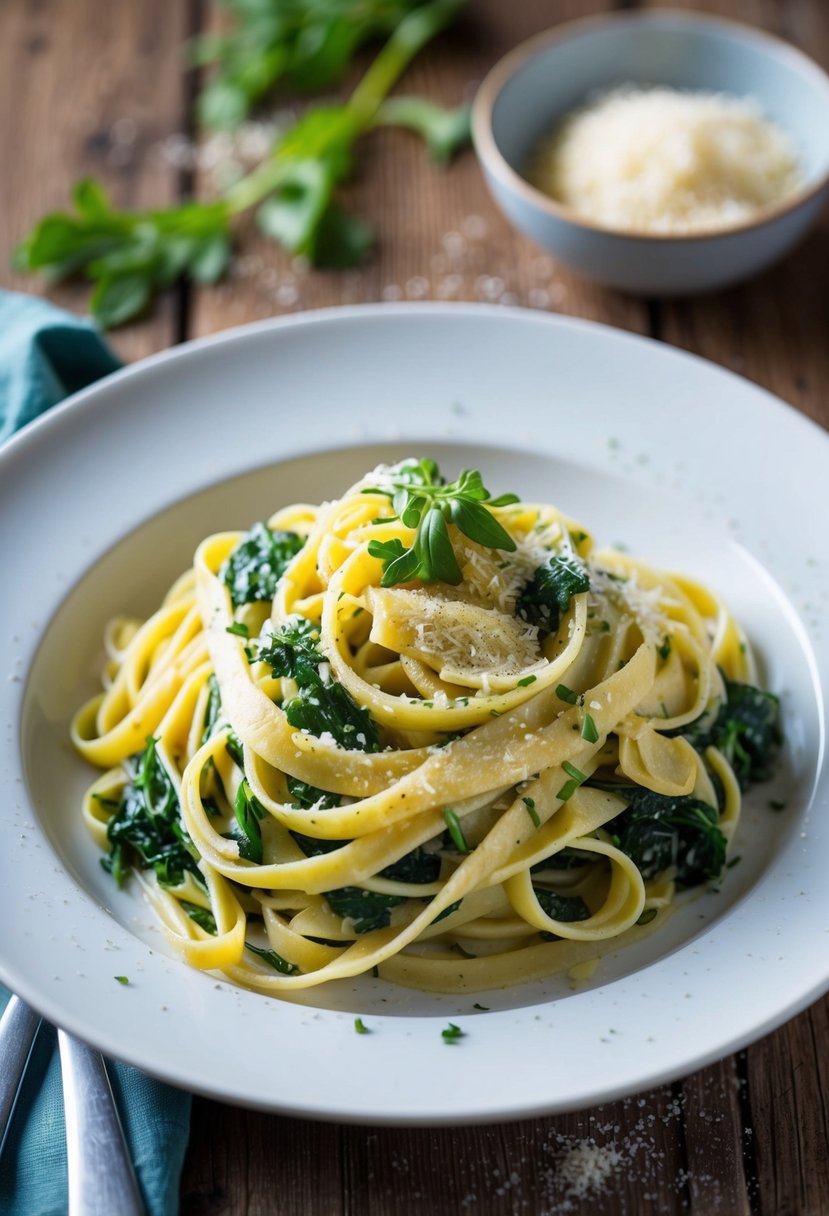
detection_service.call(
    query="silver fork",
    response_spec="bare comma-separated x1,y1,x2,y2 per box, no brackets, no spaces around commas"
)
0,995,145,1216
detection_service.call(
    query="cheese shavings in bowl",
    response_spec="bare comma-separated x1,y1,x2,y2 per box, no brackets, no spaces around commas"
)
529,86,802,235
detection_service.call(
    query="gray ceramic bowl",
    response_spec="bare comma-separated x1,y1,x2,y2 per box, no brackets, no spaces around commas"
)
472,10,829,295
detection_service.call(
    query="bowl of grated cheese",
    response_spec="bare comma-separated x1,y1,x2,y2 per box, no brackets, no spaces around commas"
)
471,10,829,295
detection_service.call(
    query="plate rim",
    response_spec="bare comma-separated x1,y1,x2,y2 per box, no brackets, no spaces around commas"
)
2,301,828,1124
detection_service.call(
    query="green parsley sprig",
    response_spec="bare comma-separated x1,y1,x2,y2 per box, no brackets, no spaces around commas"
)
366,458,519,586
13,0,467,327
192,0,430,130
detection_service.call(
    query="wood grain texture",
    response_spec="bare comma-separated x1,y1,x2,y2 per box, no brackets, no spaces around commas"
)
0,0,192,362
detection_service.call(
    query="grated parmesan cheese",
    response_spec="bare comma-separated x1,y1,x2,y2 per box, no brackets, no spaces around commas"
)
530,85,801,234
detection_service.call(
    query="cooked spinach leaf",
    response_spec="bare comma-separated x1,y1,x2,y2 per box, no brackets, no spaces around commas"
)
233,779,266,863
517,553,590,635
324,886,406,933
681,676,781,790
181,902,217,934
259,617,380,751
201,673,223,745
533,888,591,923
286,776,342,810
222,523,304,607
103,737,200,889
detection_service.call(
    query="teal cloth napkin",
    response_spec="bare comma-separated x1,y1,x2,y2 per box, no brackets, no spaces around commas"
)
0,290,191,1216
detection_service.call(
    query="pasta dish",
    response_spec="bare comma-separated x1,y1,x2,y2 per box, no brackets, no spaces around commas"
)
72,458,780,995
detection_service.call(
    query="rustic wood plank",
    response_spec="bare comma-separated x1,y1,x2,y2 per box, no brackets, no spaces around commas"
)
747,999,829,1216
682,1059,750,1215
0,0,192,363
182,1086,699,1215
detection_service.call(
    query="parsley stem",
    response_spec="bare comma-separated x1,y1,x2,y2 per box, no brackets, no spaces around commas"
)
350,0,463,124
225,0,463,218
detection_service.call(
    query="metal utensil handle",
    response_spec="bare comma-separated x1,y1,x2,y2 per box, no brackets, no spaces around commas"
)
57,1029,146,1216
0,995,41,1157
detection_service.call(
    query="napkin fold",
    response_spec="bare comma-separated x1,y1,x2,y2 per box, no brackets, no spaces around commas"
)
0,289,191,1216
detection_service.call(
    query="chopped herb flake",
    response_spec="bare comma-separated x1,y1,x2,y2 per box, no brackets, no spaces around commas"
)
581,713,599,743
443,807,470,853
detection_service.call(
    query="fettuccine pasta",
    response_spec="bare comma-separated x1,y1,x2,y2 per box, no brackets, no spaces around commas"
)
72,458,780,995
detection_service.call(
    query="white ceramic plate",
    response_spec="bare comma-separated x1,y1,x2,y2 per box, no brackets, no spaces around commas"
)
2,304,827,1124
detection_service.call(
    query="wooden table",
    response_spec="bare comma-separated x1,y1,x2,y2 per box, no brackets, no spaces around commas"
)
2,1,828,1212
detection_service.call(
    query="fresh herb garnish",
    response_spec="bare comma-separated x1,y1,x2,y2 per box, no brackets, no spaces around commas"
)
259,617,379,751
556,761,588,804
581,713,599,743
222,523,305,607
443,807,470,853
354,1016,371,1035
636,908,658,926
658,636,672,661
522,796,541,829
517,553,590,635
517,675,537,688
114,975,130,985
103,737,200,889
366,459,518,586
556,683,580,705
225,621,250,637
441,1022,464,1043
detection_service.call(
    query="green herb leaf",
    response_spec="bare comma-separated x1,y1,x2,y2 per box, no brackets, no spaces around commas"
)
581,713,599,743
114,975,130,985
443,807,469,853
442,1022,464,1043
375,96,471,162
522,796,541,828
366,458,519,588
354,1016,371,1034
234,779,265,864
556,683,579,704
